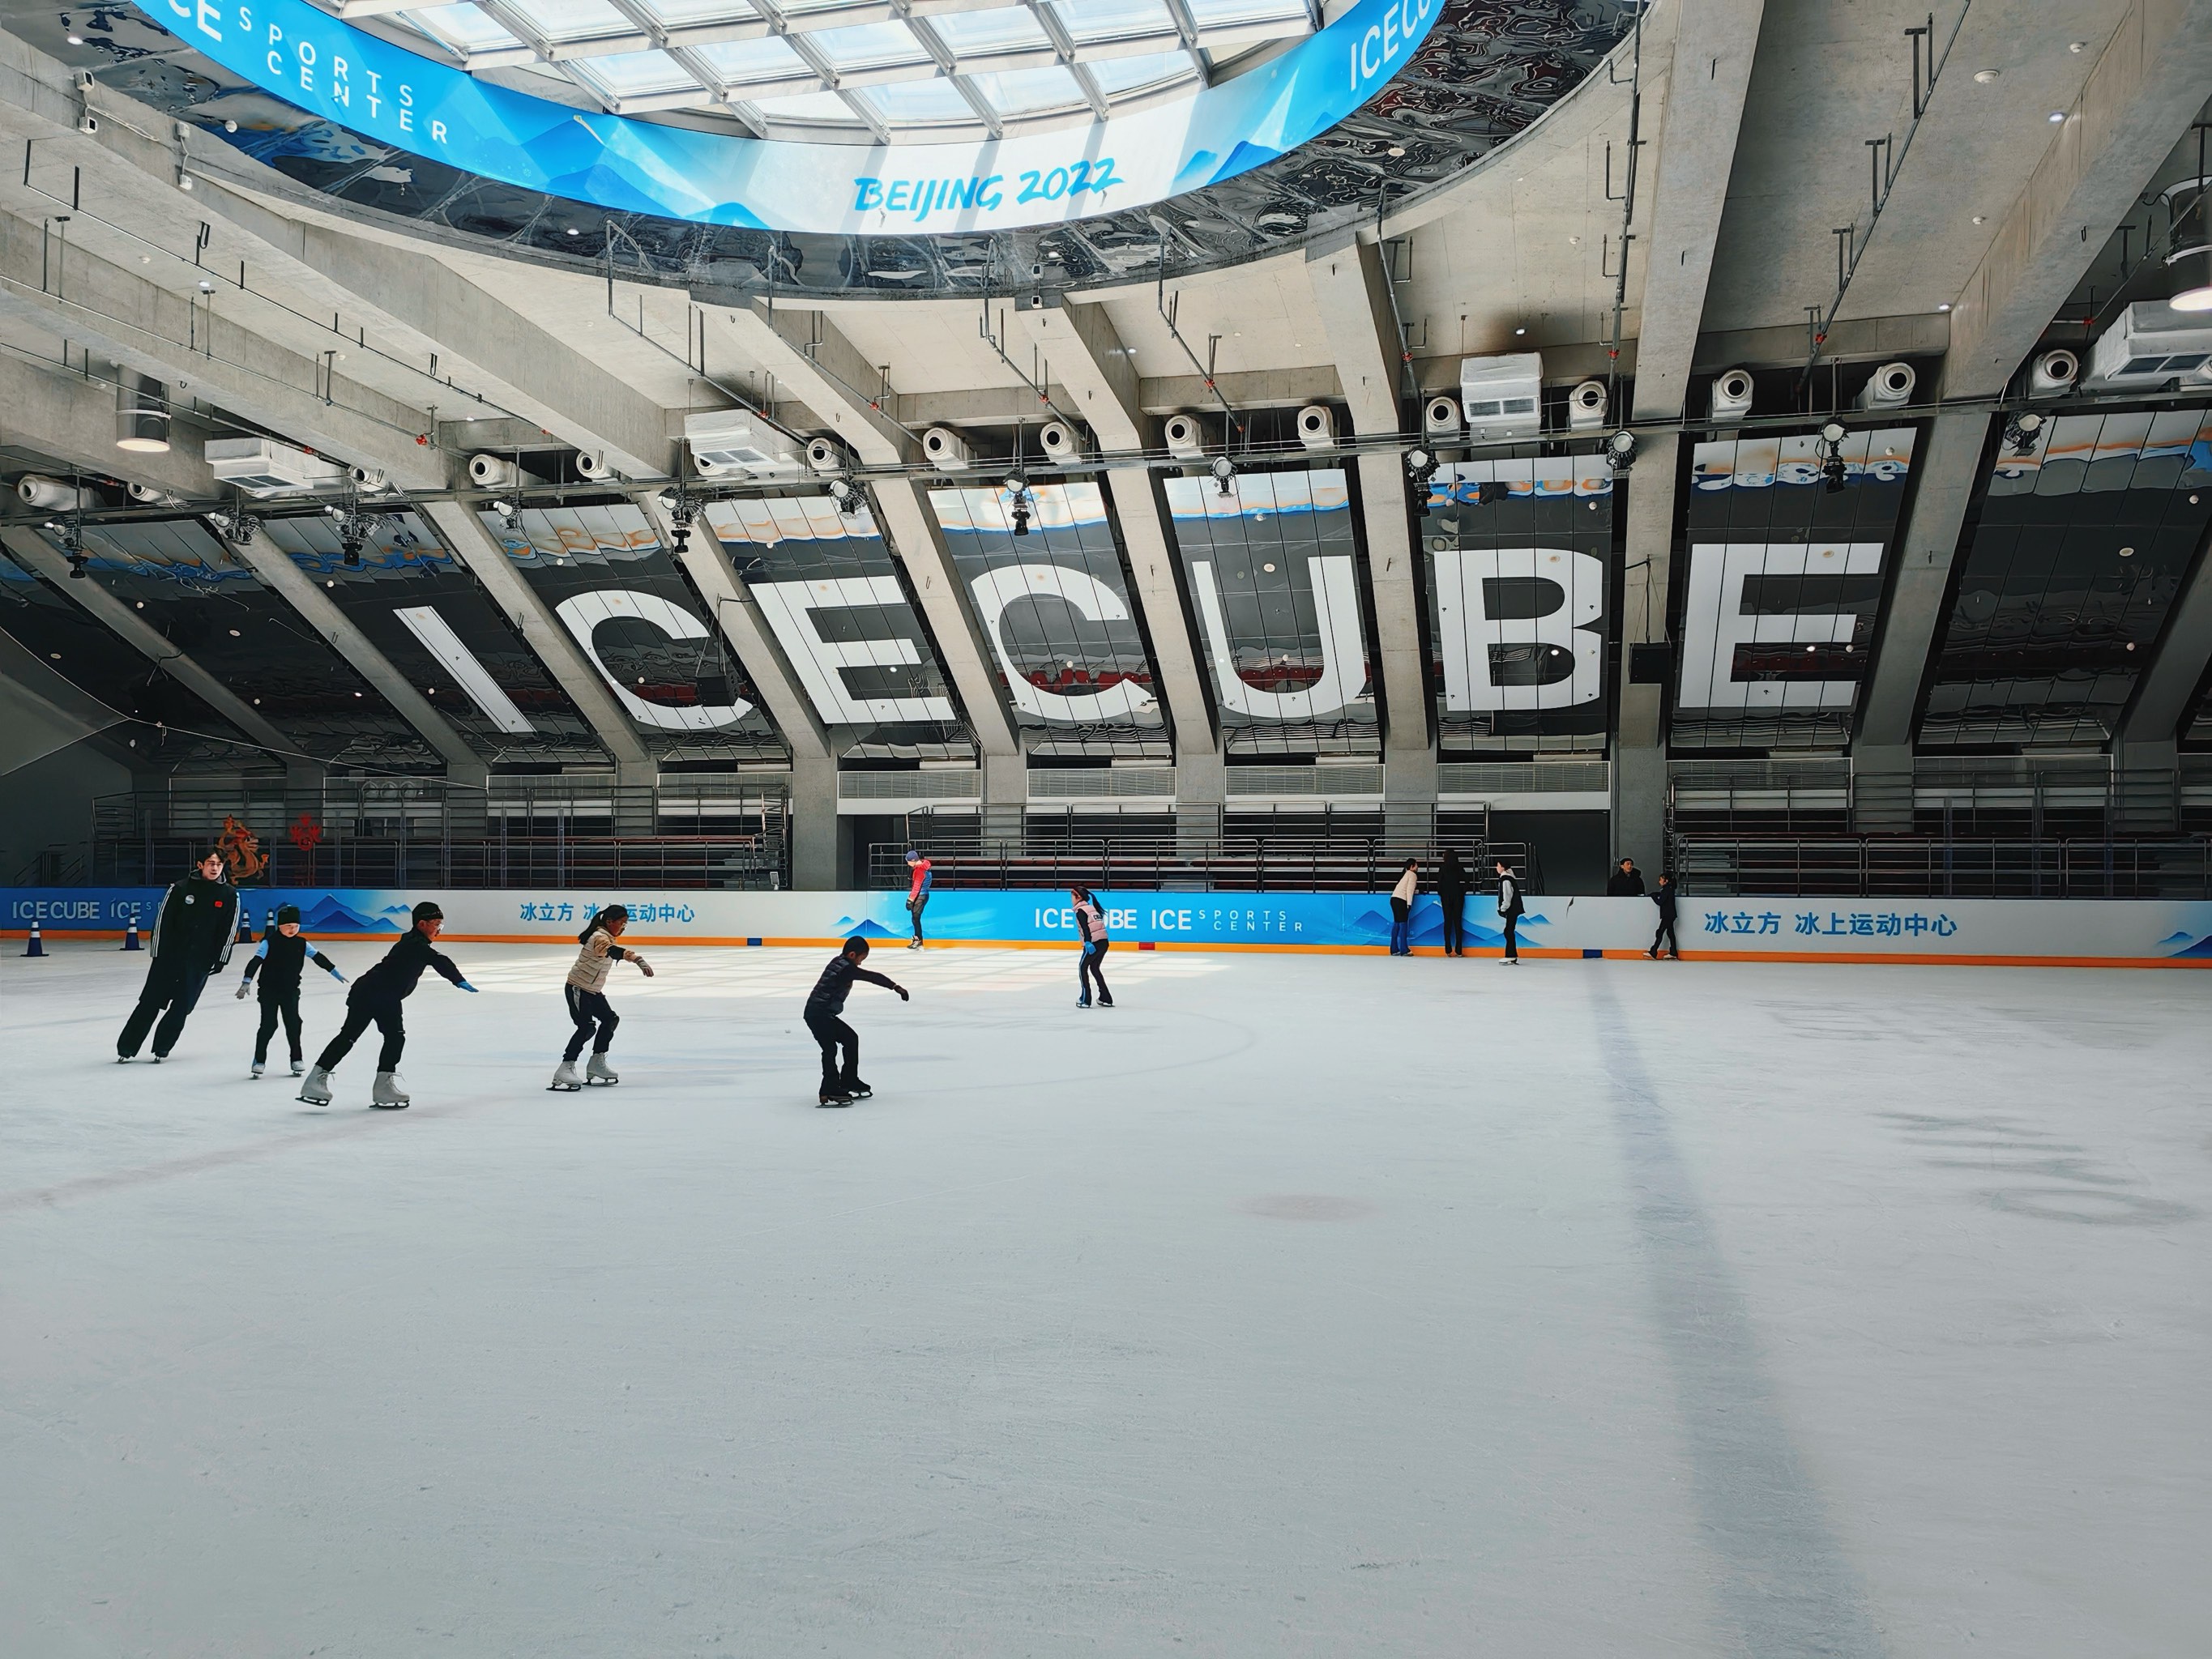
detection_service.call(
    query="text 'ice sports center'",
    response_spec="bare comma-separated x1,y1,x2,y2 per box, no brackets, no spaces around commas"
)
2,0,2210,1652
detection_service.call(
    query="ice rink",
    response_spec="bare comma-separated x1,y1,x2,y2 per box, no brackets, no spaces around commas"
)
2,939,2207,1657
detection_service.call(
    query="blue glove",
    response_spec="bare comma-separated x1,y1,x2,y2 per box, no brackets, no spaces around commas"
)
331,970,348,984
457,979,480,993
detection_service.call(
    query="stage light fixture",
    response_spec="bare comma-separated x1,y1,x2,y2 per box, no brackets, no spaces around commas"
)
1210,454,1237,497
1406,446,1440,485
2003,410,2046,457
1605,429,1637,471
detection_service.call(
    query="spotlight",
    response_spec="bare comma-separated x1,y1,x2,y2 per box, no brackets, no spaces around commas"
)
1209,454,1236,497
1475,480,1509,506
340,532,365,568
1406,446,1440,485
1010,500,1032,537
491,498,516,520
1820,420,1847,444
1605,429,1637,471
827,477,863,518
1822,454,1847,493
2003,409,2046,457
1815,420,1849,493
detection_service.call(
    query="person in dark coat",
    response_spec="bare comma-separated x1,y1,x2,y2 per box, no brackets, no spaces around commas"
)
806,936,910,1106
117,850,238,1061
234,902,346,1077
1437,851,1471,957
1606,858,1646,896
297,901,477,1109
1494,859,1525,965
1648,873,1681,961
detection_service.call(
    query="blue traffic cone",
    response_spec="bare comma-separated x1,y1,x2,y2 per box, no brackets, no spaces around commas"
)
122,915,142,950
23,919,45,957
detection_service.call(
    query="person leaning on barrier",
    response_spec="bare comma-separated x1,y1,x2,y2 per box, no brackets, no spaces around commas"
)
1607,858,1646,897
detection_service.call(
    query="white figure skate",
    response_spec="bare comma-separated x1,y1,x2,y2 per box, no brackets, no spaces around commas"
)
370,1071,410,1110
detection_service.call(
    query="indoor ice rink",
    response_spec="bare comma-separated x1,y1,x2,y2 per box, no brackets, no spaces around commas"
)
6,0,2212,1649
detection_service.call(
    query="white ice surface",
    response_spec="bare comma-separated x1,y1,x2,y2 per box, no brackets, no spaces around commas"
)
1,941,2207,1657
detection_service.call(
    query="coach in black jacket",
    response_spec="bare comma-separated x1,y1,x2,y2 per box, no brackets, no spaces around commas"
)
117,851,239,1060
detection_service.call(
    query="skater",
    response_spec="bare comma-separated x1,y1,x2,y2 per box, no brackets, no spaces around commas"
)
1648,872,1681,960
117,849,239,1062
1495,858,1524,965
551,905,654,1091
1071,885,1113,1009
1387,859,1418,956
805,935,909,1107
1607,857,1646,897
903,848,933,949
298,901,477,1110
1437,850,1471,957
234,903,346,1077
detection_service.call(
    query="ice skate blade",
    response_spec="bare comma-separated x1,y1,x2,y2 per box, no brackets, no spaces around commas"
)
584,1077,618,1085
547,1083,583,1092
369,1101,409,1111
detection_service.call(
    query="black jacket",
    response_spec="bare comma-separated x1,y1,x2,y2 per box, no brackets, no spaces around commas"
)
1497,874,1525,919
352,928,465,1001
805,953,897,1017
1438,859,1470,905
243,932,341,996
1651,886,1679,920
1607,868,1646,896
150,874,237,972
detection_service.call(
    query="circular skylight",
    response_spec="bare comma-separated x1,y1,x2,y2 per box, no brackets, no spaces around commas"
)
369,0,1315,142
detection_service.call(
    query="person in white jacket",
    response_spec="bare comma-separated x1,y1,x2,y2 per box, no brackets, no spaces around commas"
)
1388,859,1418,956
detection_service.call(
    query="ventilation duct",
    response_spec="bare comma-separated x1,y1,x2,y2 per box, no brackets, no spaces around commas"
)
468,454,542,490
1037,420,1087,463
17,475,96,512
113,370,170,454
2028,349,2078,399
2086,301,2212,388
1163,413,1206,459
1566,380,1608,433
1709,368,1755,422
349,464,388,491
574,450,617,482
1295,405,1335,450
205,437,345,497
804,437,849,475
1855,360,1917,410
1422,395,1464,441
1458,353,1543,441
126,482,188,507
922,426,973,468
684,408,804,478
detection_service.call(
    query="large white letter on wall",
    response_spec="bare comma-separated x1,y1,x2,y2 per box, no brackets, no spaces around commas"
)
1190,555,1366,719
1432,548,1604,710
552,588,758,730
750,575,960,725
1676,543,1882,709
965,565,1156,723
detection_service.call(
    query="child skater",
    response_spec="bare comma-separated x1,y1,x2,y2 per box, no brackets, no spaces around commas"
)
1071,885,1114,1009
550,904,654,1091
234,902,346,1077
297,901,477,1110
805,935,909,1107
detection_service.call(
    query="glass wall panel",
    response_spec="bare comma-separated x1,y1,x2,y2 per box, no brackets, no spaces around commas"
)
1919,408,2212,749
487,503,788,763
702,494,970,760
928,480,1165,758
1163,466,1377,757
1420,454,1613,754
0,549,251,767
260,513,607,767
58,519,434,769
1671,427,1918,752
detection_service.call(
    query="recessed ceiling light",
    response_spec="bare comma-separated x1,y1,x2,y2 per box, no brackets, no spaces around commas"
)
2048,110,2066,122
1386,146,1405,158
66,32,83,44
566,228,580,236
1514,326,1527,335
1972,215,1988,225
1568,235,1582,246
2068,40,2086,52
1973,69,1999,83
2119,546,2135,557
1937,302,1952,312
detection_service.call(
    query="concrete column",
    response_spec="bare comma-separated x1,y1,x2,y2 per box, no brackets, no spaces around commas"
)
212,524,490,788
868,477,1023,766
1611,433,1679,875
421,500,659,787
789,755,839,891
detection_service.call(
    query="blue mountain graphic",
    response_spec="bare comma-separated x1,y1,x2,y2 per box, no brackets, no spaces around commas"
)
297,895,395,932
2164,933,2212,958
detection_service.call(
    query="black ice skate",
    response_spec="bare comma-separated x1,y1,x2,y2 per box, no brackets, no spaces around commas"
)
839,1076,873,1099
817,1085,855,1107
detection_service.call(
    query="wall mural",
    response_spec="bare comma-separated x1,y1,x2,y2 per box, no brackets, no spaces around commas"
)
1672,429,1919,752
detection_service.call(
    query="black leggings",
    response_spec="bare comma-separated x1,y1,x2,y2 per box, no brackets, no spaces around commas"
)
1502,914,1520,959
564,984,619,1061
317,996,405,1073
907,893,929,943
805,1010,857,1085
1652,918,1679,957
117,957,212,1059
1079,938,1112,1003
1440,898,1466,955
255,989,304,1064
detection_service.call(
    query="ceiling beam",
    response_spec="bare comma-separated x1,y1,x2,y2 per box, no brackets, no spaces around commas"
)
1630,0,1766,422
1305,234,1433,774
865,476,1021,760
0,523,301,761
707,301,915,467
1943,0,2212,399
416,498,658,784
207,521,491,787
0,352,220,499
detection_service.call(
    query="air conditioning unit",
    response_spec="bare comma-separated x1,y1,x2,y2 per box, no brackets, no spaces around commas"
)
1709,367,1755,422
1295,404,1334,450
921,425,973,469
685,408,805,478
1458,353,1543,441
1037,420,1087,463
574,450,617,482
2086,301,2212,388
1855,360,1917,410
468,454,543,491
1422,394,1463,441
1566,380,1608,432
205,437,345,497
17,475,96,512
2027,349,2078,399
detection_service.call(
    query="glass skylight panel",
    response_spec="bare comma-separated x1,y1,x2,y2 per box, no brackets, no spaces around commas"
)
924,6,1053,55
634,0,758,24
808,20,929,71
862,78,979,123
573,49,702,95
696,34,812,84
404,4,526,55
965,64,1084,114
749,89,864,122
501,0,635,40
1183,0,1306,26
1083,49,1189,94
1049,0,1175,45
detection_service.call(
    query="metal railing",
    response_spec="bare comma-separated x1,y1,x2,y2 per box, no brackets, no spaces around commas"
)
867,838,1537,894
1674,835,2212,899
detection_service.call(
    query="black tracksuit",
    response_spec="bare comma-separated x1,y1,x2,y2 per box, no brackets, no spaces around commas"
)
1650,886,1680,958
804,954,898,1088
117,873,237,1058
1497,873,1525,960
242,932,343,1065
315,928,465,1073
1607,868,1646,896
1438,866,1470,956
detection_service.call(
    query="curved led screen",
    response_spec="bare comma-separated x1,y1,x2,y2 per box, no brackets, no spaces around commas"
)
131,0,1440,232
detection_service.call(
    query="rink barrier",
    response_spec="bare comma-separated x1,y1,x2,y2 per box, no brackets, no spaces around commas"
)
12,889,2212,966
